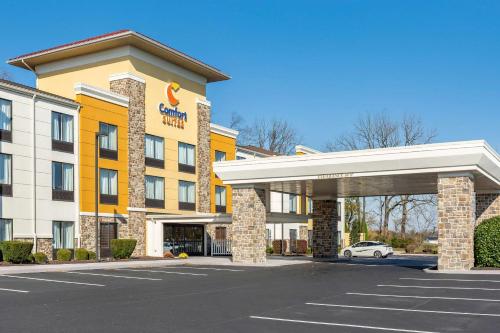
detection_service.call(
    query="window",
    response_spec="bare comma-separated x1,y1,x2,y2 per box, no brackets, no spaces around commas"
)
215,227,227,240
52,162,74,201
51,112,73,152
0,153,12,196
100,169,118,204
0,98,12,142
145,175,164,208
289,194,297,213
52,221,74,258
0,219,13,241
215,186,227,213
178,142,195,173
178,180,195,210
99,122,118,159
307,197,313,214
215,151,226,162
145,134,164,168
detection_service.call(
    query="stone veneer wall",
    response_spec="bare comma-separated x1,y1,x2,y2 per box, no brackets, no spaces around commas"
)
79,215,128,252
36,238,53,260
312,199,338,258
231,187,267,263
197,102,211,213
110,78,146,256
299,225,308,241
476,193,500,224
437,175,475,271
206,224,233,241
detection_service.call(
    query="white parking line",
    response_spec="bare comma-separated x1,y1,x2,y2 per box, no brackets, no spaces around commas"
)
0,287,30,293
115,269,207,276
306,303,500,317
66,272,162,281
0,275,105,287
401,277,500,283
249,316,440,333
159,266,244,272
378,284,500,291
347,292,500,302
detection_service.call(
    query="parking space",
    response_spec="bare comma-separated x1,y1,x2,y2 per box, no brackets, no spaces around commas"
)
0,259,498,332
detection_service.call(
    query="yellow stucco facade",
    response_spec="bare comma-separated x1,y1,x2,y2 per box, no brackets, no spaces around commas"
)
75,94,129,215
210,131,236,213
37,53,207,215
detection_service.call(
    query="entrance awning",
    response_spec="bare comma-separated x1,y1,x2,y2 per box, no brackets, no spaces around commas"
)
214,141,500,197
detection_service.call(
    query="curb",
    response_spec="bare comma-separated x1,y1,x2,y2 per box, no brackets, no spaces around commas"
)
424,267,500,275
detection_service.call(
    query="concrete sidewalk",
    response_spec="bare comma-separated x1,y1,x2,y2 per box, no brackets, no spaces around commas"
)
0,257,311,275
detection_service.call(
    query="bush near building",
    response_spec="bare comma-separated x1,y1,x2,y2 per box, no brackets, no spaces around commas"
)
178,252,189,259
33,252,48,264
474,216,500,267
75,248,89,261
272,240,287,254
56,249,72,261
88,251,97,260
0,241,33,263
111,239,137,259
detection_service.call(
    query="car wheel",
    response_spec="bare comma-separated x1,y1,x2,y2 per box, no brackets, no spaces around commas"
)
374,250,382,258
344,250,352,258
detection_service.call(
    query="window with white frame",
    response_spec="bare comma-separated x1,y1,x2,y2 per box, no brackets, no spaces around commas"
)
0,218,13,241
52,112,73,143
145,135,164,160
145,175,164,200
52,221,74,249
0,98,12,132
0,153,12,186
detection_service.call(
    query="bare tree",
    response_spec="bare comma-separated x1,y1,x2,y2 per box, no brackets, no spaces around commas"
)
0,70,12,80
327,112,437,238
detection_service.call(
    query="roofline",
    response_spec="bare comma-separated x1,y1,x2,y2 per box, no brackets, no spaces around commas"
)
295,145,321,154
210,123,239,139
236,145,279,157
74,82,129,107
0,79,79,108
7,30,230,82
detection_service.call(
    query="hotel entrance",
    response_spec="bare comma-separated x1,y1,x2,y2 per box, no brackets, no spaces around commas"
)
163,224,204,256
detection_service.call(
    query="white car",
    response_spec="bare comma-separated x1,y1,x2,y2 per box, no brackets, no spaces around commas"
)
342,241,393,258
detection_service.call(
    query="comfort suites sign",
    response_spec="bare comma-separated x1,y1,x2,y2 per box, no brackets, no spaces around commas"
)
159,82,187,129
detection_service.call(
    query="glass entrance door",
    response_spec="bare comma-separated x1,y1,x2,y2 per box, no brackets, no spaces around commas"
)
163,224,204,256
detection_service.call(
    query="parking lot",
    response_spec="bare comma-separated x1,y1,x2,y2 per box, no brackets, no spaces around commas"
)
0,256,498,333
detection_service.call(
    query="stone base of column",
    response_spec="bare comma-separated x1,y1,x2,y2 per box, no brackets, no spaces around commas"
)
312,199,338,259
128,211,146,257
231,187,267,264
438,175,475,271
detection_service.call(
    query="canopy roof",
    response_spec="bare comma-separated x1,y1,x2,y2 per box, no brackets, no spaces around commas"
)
214,140,500,198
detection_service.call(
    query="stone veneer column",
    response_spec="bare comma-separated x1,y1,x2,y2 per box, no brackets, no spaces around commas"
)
197,101,211,213
312,199,338,258
476,192,500,224
437,174,476,271
110,76,146,256
231,186,267,263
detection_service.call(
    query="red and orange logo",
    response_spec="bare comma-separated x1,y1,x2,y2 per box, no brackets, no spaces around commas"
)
166,82,180,106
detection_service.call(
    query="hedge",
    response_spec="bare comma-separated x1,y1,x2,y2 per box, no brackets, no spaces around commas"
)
474,216,500,267
56,249,72,261
33,252,48,264
0,241,33,263
75,248,89,261
88,251,97,260
111,239,137,259
272,240,287,254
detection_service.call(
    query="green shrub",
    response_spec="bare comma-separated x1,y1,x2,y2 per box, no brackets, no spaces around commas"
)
405,243,417,254
0,241,34,263
56,249,72,261
74,248,89,261
266,247,274,254
272,240,287,254
0,241,4,261
390,238,412,249
33,252,48,264
422,244,438,254
88,251,97,260
178,252,189,259
306,247,313,255
474,216,500,267
111,239,137,259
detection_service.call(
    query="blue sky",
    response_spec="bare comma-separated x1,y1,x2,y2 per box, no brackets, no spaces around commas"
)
1,0,499,151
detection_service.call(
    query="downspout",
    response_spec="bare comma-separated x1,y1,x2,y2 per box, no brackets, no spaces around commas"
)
31,93,37,252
